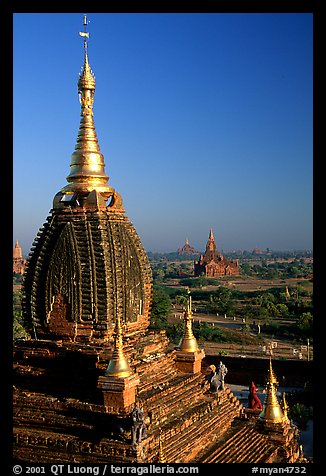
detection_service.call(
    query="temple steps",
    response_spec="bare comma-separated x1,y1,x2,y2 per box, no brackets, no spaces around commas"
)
163,407,237,462
200,423,276,463
136,355,180,394
150,387,242,463
205,426,257,462
140,373,204,424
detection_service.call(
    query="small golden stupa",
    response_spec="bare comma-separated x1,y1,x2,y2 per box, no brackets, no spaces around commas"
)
259,358,284,425
178,290,199,353
106,314,132,378
281,392,291,424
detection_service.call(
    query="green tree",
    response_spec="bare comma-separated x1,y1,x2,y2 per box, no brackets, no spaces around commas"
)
297,312,313,335
255,294,264,306
166,322,184,342
276,303,289,317
258,307,270,320
255,292,276,316
209,287,234,314
150,286,171,329
13,290,22,311
263,292,275,304
241,324,251,334
13,310,30,340
197,276,209,288
240,263,252,276
290,403,313,430
175,294,188,306
193,322,224,342
266,301,278,316
153,268,165,282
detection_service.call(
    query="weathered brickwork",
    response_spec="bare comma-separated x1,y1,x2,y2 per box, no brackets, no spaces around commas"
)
22,209,152,343
13,339,303,464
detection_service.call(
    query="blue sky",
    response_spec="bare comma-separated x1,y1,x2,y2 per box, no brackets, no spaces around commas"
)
13,13,313,254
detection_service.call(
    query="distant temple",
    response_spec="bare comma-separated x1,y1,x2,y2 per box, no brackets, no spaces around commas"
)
13,240,26,274
194,229,239,277
252,247,272,255
177,238,199,256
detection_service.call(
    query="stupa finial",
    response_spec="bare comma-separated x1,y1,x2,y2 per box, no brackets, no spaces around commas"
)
78,15,95,94
61,14,115,201
268,356,279,386
80,15,90,53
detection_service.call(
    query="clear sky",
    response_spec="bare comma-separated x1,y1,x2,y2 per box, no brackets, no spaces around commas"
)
13,13,313,254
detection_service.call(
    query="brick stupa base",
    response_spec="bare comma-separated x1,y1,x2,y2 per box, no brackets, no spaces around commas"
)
174,349,205,374
98,373,140,415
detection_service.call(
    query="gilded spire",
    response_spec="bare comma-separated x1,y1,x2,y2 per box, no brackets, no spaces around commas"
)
178,289,199,352
267,356,278,386
281,392,290,424
61,14,115,200
259,358,284,424
106,314,132,378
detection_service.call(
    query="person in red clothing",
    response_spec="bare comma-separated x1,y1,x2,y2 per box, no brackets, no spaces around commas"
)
248,381,263,409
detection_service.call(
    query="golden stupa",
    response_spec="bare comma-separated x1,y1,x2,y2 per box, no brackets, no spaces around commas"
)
178,290,199,353
22,15,152,343
259,358,285,424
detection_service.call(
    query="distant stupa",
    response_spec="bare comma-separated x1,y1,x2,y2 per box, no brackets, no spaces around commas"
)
13,240,26,274
177,238,200,256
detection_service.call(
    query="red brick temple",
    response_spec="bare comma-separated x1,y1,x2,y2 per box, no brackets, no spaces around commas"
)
194,229,239,277
13,240,26,275
177,239,199,256
13,16,305,465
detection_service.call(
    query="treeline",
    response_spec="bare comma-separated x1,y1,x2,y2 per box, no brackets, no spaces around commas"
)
148,250,312,262
239,259,313,280
150,284,313,343
13,280,313,343
150,259,313,282
162,283,312,317
149,285,257,346
147,252,200,262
